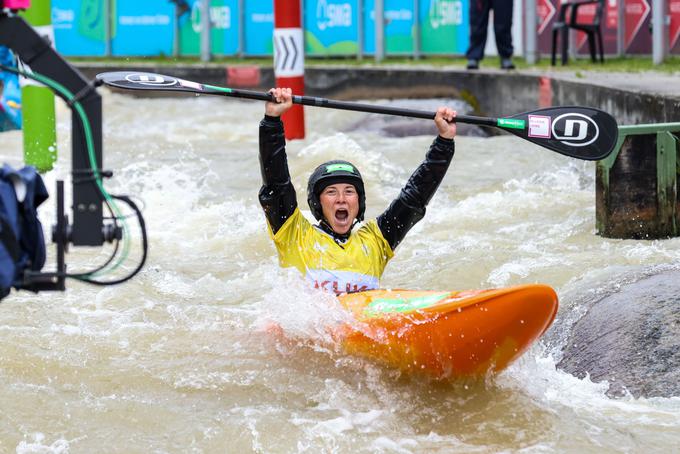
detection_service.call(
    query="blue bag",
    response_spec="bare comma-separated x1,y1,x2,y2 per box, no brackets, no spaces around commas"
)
0,164,48,300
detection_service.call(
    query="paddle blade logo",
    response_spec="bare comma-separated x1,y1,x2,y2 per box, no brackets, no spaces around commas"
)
124,73,179,87
551,113,600,147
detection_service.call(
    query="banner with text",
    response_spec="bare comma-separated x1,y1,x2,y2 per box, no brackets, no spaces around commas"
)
51,0,467,57
363,0,415,54
113,0,173,55
50,0,679,57
52,0,107,56
244,1,274,55
419,0,467,54
178,0,239,55
304,0,360,55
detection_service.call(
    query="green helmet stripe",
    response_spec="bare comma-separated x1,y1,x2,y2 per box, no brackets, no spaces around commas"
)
326,163,355,173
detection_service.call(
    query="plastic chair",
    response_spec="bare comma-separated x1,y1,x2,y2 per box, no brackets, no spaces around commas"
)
551,0,605,65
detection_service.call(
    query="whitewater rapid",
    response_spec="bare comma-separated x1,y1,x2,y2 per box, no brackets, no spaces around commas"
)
0,91,679,453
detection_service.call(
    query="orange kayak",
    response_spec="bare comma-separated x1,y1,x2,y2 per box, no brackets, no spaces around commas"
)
335,284,558,379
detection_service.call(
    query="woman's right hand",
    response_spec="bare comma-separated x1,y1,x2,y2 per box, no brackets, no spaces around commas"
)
434,106,456,140
265,87,293,117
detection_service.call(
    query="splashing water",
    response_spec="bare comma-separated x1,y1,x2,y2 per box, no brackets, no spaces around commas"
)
0,91,678,452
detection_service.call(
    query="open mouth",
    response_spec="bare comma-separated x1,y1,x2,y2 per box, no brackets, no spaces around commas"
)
334,209,349,223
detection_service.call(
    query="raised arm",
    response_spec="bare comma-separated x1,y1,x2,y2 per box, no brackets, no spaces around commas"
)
377,107,456,251
258,88,297,234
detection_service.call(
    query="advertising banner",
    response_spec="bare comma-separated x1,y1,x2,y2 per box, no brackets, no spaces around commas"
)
538,0,630,57
179,0,239,56
51,0,473,58
363,0,416,54
574,0,619,55
536,0,556,39
112,0,173,56
305,0,359,55
624,0,651,53
419,0,468,54
669,0,680,53
244,1,274,55
52,0,107,56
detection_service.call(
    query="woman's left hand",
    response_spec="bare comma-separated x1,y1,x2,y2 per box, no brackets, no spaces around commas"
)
434,107,457,140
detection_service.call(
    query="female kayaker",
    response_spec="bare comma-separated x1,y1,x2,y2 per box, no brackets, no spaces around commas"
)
259,87,456,294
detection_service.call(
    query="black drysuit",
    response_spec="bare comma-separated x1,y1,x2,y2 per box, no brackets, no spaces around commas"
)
258,115,455,252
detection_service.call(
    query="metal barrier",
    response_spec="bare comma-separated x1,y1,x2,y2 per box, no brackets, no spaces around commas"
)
597,123,680,239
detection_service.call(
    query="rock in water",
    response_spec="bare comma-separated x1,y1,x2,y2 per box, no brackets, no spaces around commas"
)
558,271,680,398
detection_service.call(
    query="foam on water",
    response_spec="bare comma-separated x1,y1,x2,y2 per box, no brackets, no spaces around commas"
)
253,268,353,347
1,92,680,452
496,344,680,451
15,433,72,454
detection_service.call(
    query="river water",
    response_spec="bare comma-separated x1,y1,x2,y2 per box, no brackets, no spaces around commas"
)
1,91,679,453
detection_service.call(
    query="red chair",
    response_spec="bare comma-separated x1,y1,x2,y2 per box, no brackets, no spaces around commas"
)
551,0,605,65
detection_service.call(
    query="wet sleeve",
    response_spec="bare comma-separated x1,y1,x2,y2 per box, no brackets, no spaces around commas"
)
377,136,455,251
258,115,298,234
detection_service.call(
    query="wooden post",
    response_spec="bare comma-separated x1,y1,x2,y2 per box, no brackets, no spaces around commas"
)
596,124,680,239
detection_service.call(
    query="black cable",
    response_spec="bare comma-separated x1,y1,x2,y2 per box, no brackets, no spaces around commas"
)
68,194,148,285
68,197,121,277
103,194,147,220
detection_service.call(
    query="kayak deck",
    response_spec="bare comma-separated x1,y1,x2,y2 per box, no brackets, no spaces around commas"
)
335,284,558,378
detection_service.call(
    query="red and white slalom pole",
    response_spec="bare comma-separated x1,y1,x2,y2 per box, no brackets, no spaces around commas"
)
273,0,305,139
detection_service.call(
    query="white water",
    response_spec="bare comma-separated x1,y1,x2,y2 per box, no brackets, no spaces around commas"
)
1,91,679,453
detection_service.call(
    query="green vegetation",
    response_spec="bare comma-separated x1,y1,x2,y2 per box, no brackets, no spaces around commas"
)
67,54,680,73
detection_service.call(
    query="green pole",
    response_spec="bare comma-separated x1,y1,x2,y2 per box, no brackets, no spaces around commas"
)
19,0,58,172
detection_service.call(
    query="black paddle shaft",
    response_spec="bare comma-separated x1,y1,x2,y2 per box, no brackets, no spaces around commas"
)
95,71,618,160
207,86,498,126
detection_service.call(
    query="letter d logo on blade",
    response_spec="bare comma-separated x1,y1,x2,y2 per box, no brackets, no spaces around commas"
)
125,73,179,87
552,113,599,147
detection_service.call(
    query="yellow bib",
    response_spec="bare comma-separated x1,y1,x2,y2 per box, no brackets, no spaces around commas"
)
268,208,394,293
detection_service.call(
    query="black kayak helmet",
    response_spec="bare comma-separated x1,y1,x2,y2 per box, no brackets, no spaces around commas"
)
307,160,366,222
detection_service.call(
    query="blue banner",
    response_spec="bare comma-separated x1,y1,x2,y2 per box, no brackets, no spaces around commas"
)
112,0,174,56
50,0,470,57
363,0,416,54
179,0,239,56
244,1,273,55
305,0,359,55
52,0,106,56
419,0,468,54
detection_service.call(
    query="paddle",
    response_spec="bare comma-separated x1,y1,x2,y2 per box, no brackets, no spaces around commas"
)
96,71,618,161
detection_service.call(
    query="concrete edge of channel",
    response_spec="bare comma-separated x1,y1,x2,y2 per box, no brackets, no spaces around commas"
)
76,63,680,125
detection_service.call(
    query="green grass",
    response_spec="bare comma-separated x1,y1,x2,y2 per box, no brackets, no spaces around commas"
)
67,54,680,73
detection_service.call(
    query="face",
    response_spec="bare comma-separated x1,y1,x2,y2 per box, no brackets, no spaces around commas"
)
319,183,360,235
